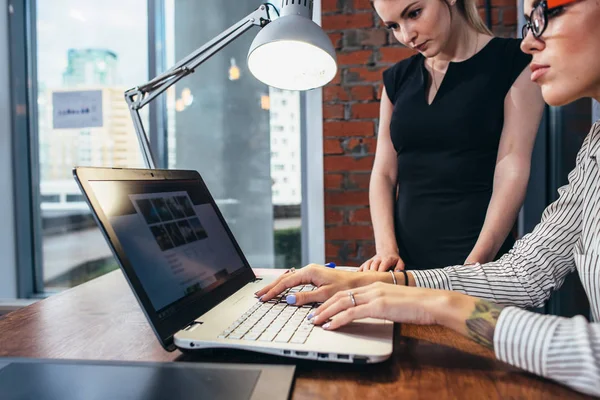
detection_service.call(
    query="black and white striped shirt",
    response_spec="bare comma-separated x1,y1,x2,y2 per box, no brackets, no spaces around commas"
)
411,122,600,397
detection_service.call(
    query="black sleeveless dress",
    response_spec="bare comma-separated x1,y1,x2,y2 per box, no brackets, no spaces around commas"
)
382,37,532,269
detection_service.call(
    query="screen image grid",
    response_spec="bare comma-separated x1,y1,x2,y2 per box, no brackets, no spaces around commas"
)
133,193,211,296
135,194,208,251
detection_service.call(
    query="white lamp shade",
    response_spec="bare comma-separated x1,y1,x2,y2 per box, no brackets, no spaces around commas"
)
247,14,337,91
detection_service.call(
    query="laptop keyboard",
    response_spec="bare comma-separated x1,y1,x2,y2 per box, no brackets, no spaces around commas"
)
218,285,317,344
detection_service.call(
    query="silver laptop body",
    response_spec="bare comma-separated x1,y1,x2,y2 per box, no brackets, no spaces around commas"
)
74,167,393,363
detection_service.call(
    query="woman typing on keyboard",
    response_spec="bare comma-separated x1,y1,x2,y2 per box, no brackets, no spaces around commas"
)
257,0,600,395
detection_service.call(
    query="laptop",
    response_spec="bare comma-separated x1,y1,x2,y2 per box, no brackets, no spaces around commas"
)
73,167,393,363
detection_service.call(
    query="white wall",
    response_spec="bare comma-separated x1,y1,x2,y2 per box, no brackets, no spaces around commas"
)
0,0,18,298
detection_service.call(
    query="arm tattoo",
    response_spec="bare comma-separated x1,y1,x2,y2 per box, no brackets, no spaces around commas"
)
465,300,505,350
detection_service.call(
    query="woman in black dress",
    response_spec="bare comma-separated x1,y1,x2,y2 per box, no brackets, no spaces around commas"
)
359,0,545,271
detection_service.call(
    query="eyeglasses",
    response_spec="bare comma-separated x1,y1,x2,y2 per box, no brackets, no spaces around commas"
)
521,0,576,39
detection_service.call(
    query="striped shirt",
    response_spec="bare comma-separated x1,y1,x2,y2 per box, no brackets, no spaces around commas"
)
411,122,600,397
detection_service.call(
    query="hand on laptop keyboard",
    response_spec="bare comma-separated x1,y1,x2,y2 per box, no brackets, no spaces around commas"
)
255,264,382,306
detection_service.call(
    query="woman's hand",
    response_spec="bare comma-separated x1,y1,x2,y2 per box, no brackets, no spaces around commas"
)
358,252,405,272
308,282,450,330
255,264,385,306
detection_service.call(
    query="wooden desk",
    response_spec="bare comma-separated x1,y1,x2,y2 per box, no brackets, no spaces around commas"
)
0,270,589,399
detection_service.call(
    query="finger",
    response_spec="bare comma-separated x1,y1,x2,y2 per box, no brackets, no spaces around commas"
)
323,304,374,330
255,272,289,298
358,259,371,272
394,259,405,271
313,284,373,319
311,292,367,326
286,286,332,306
378,259,394,272
259,271,310,301
369,259,381,271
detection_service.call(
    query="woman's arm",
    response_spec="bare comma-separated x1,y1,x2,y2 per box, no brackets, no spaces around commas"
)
312,285,600,397
466,69,545,264
360,88,404,272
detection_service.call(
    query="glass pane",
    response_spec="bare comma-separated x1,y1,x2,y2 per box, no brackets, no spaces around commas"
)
36,0,148,290
164,0,302,269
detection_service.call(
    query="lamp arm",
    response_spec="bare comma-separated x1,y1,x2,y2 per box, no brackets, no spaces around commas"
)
124,4,272,168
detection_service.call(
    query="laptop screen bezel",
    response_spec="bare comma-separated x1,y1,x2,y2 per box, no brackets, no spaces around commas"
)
73,167,258,351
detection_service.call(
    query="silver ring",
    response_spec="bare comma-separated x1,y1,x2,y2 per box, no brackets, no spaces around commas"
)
348,291,356,307
287,267,296,274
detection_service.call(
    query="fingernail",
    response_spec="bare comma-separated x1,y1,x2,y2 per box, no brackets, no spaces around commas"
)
259,295,265,302
310,316,318,324
307,313,314,320
286,294,296,305
322,323,330,330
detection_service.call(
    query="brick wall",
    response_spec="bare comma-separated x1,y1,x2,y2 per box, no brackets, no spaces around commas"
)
321,0,519,266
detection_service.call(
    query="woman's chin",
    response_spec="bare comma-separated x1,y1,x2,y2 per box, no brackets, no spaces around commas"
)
541,85,581,107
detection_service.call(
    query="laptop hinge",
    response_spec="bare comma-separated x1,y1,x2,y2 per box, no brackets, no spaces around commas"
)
252,277,263,282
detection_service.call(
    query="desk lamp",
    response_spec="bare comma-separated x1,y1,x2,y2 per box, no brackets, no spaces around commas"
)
125,1,337,168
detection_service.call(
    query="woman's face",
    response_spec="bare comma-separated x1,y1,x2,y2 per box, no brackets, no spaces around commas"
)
521,0,600,105
373,0,453,57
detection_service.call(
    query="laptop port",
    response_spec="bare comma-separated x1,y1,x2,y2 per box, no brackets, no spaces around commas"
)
353,356,368,364
295,351,309,356
283,350,291,355
337,354,349,360
317,353,328,359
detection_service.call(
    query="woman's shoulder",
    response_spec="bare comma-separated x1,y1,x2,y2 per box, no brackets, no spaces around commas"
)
383,53,421,80
382,53,421,101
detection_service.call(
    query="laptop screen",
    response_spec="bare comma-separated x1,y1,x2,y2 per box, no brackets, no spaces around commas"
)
87,179,247,317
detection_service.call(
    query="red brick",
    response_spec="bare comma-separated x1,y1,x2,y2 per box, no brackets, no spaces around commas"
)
328,32,343,49
350,207,371,223
324,138,344,154
331,69,342,85
492,0,519,6
323,85,350,102
502,6,517,26
479,7,500,25
322,0,340,12
325,241,357,259
322,13,373,31
342,137,377,154
323,104,344,119
350,102,380,119
349,85,375,101
323,121,374,137
379,47,417,64
346,173,371,189
345,67,386,84
324,155,375,172
353,0,373,10
337,50,373,66
326,208,344,224
344,29,387,47
324,173,344,189
326,191,369,206
357,242,377,258
326,225,374,240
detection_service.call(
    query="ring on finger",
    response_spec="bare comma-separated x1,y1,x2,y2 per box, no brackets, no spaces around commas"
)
348,291,357,307
287,267,296,274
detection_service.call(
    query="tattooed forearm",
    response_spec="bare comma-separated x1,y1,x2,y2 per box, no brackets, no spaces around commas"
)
465,300,505,350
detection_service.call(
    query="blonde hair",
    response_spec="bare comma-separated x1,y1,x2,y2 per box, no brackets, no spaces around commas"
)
371,0,493,36
456,0,493,35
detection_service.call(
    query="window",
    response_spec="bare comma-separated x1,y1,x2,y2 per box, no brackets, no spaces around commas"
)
163,0,303,269
34,0,148,290
14,0,323,295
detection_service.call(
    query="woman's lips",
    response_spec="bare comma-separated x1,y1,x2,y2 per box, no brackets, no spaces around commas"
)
415,41,429,52
530,64,550,82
